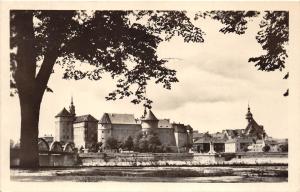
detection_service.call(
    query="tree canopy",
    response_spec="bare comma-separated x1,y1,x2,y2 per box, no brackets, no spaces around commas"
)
11,10,289,107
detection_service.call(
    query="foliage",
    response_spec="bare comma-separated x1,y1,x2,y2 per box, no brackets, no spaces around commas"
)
196,10,289,77
262,145,271,152
105,137,118,150
249,11,289,72
89,141,103,152
279,143,288,152
133,130,166,153
10,10,205,107
196,11,260,35
123,136,134,151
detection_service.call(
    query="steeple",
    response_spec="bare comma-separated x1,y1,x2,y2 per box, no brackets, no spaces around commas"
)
245,104,253,122
69,96,76,116
142,106,147,118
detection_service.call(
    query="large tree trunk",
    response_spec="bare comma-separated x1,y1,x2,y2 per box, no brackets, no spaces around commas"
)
13,10,59,168
19,91,42,168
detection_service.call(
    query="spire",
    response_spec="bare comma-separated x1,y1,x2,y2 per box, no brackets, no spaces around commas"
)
69,96,76,116
142,106,147,118
246,104,253,122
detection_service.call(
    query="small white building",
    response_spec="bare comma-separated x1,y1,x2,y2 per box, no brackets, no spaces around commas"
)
225,137,253,153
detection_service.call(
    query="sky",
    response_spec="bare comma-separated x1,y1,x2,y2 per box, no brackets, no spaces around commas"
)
7,12,288,141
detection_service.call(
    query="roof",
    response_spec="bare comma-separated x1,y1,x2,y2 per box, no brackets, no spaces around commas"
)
158,119,172,128
194,137,211,144
172,123,187,133
55,108,72,117
223,129,244,139
74,114,98,123
244,118,265,139
142,110,158,121
226,137,253,144
185,125,193,131
99,113,138,124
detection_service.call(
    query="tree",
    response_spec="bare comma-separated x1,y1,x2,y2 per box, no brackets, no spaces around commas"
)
124,136,134,151
279,143,288,152
105,137,118,150
10,10,289,167
147,131,161,152
89,141,103,152
262,145,270,152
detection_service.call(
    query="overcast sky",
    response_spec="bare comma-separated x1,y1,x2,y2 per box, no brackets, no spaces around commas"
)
8,12,288,141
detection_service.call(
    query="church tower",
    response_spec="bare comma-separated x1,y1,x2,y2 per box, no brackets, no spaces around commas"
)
245,104,253,123
244,104,266,140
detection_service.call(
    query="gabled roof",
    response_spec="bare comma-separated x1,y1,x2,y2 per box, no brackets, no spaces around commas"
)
142,110,158,121
74,114,98,123
99,113,138,124
55,108,72,117
244,118,265,139
223,129,244,139
226,137,253,144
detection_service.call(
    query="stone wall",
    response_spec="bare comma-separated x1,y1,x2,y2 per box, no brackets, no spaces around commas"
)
10,149,78,167
111,124,141,142
79,152,288,166
157,128,176,146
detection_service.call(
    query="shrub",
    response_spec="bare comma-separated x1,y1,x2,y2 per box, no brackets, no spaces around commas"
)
262,145,270,152
106,137,118,150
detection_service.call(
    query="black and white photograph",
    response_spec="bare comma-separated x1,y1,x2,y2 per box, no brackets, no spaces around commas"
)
1,1,300,192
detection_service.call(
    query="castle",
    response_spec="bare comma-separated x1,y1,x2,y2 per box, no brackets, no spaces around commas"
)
54,98,193,152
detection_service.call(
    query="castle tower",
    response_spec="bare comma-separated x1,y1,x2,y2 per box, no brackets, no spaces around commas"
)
141,108,159,133
55,107,74,143
69,96,76,116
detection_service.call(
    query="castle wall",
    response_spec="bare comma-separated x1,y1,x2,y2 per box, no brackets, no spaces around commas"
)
86,121,98,148
74,121,98,149
98,124,112,144
73,122,85,148
157,128,176,146
174,132,188,148
111,124,142,143
55,116,73,143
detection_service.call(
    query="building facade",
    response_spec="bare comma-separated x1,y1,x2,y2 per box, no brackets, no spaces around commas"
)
54,99,193,152
193,105,269,153
98,109,193,152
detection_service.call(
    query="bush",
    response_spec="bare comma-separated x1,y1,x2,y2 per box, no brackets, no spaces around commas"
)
262,145,270,152
124,136,134,151
106,137,118,150
279,144,288,152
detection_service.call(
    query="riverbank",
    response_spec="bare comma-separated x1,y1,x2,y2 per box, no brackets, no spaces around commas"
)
11,165,288,183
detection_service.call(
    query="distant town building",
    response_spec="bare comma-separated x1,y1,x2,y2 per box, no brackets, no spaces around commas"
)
193,105,277,153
